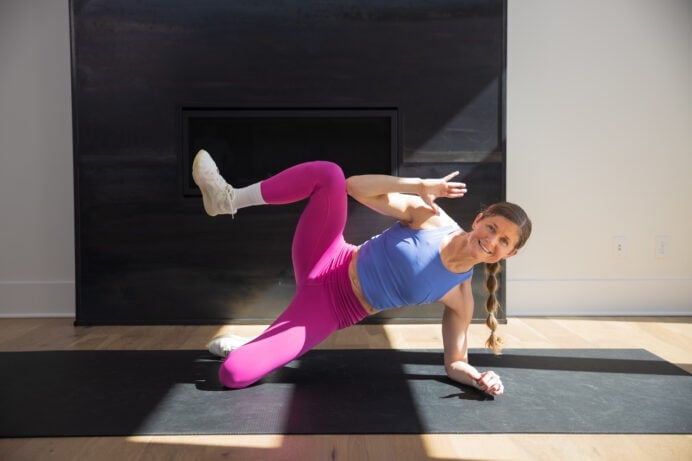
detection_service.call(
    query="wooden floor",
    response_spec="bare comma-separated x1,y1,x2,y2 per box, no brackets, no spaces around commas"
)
0,317,690,461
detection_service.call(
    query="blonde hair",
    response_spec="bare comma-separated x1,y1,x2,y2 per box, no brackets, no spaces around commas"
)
480,202,532,355
484,261,503,354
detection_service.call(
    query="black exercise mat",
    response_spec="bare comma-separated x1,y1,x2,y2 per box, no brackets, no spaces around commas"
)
1,348,690,437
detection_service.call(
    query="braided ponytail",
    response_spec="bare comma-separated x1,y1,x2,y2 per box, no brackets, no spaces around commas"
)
478,201,532,355
485,261,503,354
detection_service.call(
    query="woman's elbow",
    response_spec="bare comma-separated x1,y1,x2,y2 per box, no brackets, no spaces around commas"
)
444,358,468,377
345,175,363,198
444,363,454,378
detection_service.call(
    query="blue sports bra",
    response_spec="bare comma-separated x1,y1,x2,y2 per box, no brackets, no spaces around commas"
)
356,222,473,311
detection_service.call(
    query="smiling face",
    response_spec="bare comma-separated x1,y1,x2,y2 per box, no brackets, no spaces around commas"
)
469,213,521,263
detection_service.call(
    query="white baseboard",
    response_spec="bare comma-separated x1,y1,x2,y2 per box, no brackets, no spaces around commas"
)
507,278,692,316
0,281,75,318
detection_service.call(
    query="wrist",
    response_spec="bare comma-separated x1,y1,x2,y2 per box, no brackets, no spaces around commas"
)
446,360,482,388
396,176,423,195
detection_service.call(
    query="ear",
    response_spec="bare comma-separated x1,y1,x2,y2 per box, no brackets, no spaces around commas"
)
471,212,484,228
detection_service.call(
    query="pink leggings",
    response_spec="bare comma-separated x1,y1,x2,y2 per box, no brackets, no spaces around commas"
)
219,161,369,388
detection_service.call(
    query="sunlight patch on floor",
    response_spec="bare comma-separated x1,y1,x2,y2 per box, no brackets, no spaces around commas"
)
127,434,285,448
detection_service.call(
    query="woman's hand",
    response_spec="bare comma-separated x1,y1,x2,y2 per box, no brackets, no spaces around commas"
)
474,370,504,396
419,171,467,214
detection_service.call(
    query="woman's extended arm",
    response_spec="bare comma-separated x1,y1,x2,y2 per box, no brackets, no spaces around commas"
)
441,279,504,395
345,172,467,223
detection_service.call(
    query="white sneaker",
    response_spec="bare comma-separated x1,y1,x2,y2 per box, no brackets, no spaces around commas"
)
207,333,251,358
192,149,237,217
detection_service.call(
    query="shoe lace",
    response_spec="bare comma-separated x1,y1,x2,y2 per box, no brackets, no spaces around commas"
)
223,185,237,218
207,165,236,217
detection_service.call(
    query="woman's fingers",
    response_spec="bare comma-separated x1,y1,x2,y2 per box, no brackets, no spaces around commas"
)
477,371,503,395
441,172,467,197
447,182,467,197
442,171,460,182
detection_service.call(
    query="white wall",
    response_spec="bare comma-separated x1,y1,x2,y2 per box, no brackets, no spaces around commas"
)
0,0,690,317
506,0,692,314
0,0,74,316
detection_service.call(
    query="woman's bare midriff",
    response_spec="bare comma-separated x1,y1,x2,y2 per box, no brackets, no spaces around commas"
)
348,249,378,316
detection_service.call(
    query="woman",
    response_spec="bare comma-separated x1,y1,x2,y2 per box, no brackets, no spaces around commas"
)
193,149,531,396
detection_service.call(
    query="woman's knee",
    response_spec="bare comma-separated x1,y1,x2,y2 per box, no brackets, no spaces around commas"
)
308,161,345,188
218,353,262,389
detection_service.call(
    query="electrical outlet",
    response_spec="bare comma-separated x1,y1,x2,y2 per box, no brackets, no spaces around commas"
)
655,235,670,258
613,236,625,257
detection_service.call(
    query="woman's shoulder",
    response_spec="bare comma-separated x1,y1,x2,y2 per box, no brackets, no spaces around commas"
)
404,205,459,230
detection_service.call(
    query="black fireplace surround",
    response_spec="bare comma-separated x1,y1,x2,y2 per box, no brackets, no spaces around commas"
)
71,0,507,325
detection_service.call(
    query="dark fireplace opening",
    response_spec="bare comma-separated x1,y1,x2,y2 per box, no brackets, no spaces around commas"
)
182,108,399,197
